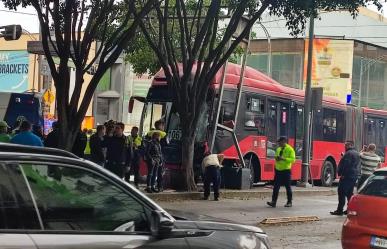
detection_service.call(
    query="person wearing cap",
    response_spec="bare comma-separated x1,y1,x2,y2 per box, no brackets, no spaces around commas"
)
267,137,295,208
0,121,11,143
202,153,224,201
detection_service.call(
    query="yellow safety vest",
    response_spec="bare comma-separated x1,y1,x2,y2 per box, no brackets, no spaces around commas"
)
147,129,166,139
84,134,91,155
128,135,142,149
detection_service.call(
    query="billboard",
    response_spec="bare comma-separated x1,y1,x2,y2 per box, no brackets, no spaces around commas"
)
303,39,354,102
0,50,29,92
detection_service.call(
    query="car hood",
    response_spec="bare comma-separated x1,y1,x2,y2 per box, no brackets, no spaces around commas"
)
173,220,264,234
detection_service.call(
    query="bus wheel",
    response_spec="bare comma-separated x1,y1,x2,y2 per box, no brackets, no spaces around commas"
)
321,161,334,187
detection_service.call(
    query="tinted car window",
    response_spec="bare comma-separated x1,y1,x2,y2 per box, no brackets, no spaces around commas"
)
359,173,387,198
0,164,40,229
22,164,149,232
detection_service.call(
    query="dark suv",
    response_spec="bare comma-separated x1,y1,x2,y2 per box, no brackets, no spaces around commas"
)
0,143,270,249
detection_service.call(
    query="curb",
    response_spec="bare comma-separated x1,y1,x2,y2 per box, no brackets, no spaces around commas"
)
145,187,337,202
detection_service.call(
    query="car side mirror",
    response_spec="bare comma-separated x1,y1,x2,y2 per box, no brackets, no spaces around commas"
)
150,210,174,238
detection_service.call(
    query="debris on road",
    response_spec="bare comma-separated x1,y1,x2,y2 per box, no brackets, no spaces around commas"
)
260,216,320,225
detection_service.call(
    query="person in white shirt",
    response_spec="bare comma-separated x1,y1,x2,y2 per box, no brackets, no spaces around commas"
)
202,153,224,201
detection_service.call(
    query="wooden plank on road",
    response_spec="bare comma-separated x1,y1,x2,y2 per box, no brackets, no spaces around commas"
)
260,216,320,225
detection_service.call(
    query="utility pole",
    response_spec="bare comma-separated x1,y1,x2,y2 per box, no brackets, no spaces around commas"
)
299,10,315,187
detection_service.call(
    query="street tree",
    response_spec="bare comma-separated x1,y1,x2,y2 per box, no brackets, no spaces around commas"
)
1,0,157,150
137,0,382,191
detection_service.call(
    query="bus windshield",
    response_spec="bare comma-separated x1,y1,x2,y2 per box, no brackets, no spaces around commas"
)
140,100,208,143
165,102,209,143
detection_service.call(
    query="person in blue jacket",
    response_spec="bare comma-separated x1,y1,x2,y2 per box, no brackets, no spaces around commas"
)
10,120,44,147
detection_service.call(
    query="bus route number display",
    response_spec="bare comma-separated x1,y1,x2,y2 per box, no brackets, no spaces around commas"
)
169,130,182,141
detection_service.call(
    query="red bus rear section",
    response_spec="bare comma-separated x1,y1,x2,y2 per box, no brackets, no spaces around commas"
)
140,63,387,187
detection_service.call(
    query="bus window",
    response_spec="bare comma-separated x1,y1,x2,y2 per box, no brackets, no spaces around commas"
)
244,97,265,135
365,118,386,162
266,101,278,157
279,103,289,138
376,119,386,162
295,107,304,158
322,109,345,142
313,109,323,141
220,90,236,123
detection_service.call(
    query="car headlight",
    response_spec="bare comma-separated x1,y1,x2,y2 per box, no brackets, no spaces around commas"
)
255,233,271,249
238,232,271,249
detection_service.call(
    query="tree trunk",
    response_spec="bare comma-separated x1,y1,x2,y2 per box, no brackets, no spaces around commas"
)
57,117,79,151
181,133,197,192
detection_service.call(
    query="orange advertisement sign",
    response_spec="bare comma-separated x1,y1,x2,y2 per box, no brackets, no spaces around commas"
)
303,39,354,102
82,116,95,130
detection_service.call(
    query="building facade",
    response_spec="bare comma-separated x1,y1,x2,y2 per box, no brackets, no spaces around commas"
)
249,7,387,110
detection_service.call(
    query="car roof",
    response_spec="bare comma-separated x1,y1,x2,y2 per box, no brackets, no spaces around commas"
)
375,167,387,174
0,142,79,159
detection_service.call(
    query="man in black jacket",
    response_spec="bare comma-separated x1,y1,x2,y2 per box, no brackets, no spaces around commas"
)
103,122,128,178
90,125,106,166
331,141,360,216
72,129,87,158
44,122,60,148
145,132,163,193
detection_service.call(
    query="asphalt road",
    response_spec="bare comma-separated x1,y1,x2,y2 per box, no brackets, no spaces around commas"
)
159,193,345,249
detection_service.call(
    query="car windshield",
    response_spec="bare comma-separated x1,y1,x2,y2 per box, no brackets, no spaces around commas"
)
359,173,387,198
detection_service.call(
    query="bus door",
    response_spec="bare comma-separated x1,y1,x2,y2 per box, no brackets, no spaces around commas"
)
264,100,290,180
241,94,266,158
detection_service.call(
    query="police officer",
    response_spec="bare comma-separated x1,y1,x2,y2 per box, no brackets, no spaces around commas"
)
267,137,296,208
331,141,360,216
147,120,167,140
84,129,93,160
125,126,142,188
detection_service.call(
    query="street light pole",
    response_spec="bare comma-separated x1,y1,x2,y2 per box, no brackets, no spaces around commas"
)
257,22,272,77
300,12,315,187
358,57,363,107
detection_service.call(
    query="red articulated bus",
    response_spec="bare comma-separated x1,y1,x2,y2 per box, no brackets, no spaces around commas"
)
136,63,387,187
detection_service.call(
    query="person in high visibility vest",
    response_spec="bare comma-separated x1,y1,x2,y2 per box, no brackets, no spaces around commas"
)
125,126,142,188
267,137,296,208
0,121,11,143
146,120,166,140
90,125,106,166
84,129,93,160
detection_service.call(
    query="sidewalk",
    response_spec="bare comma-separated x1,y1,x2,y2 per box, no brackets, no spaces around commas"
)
144,185,337,202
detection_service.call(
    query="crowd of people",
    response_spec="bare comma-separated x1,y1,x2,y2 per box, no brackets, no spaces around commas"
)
0,117,168,193
2,117,381,203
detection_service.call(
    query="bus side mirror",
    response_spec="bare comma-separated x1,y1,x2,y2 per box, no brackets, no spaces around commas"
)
128,99,134,114
128,96,146,113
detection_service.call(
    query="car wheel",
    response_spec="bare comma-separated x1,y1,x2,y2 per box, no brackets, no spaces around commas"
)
321,161,335,187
